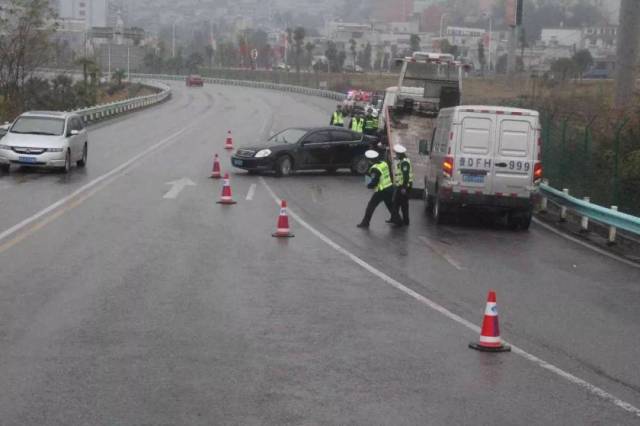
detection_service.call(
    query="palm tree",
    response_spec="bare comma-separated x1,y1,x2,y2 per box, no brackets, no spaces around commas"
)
304,41,315,70
75,57,97,89
293,26,306,74
112,69,126,87
349,39,357,68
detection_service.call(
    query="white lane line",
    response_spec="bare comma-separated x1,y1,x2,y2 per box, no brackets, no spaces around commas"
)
419,236,464,270
533,218,640,269
245,183,256,201
0,126,190,244
259,176,640,419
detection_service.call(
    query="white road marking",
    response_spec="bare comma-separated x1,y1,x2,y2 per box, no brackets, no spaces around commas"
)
419,236,464,270
533,218,640,269
259,176,640,419
163,177,196,199
245,183,256,200
0,127,189,244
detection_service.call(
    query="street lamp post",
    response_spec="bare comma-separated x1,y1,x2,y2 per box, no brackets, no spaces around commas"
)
127,46,130,82
487,16,493,73
439,13,449,39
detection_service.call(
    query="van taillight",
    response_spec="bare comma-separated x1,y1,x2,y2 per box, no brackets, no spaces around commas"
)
442,156,454,178
533,162,543,183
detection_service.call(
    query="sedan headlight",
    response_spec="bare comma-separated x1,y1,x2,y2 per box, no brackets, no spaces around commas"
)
0,144,10,150
47,148,64,152
254,149,272,158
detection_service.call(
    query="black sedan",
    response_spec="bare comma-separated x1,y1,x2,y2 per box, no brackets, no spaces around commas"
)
230,127,378,176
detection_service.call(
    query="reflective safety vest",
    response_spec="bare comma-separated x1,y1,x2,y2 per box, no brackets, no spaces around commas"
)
364,116,378,131
370,161,393,192
351,117,364,133
332,111,344,125
395,158,414,187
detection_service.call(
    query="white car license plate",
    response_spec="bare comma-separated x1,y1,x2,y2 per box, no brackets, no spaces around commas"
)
462,174,484,184
18,156,37,163
232,159,243,166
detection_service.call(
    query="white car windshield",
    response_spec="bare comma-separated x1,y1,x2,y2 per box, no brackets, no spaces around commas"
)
11,117,65,136
268,129,307,145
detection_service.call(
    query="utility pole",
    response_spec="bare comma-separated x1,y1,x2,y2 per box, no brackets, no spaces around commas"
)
127,46,130,82
614,0,640,109
172,22,176,58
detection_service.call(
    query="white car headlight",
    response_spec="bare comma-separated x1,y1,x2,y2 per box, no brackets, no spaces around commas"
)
0,144,10,150
254,149,272,158
47,148,64,152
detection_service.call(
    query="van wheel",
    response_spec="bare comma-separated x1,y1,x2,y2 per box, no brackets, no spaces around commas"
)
0,164,9,173
424,186,434,214
433,197,449,225
77,143,87,167
507,209,532,230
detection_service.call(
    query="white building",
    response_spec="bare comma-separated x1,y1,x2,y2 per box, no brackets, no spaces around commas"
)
58,0,108,28
540,28,583,49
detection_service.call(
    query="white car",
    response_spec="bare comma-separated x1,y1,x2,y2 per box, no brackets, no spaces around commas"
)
0,111,88,173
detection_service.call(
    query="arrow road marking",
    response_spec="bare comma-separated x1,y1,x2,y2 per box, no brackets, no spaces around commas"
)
163,177,195,199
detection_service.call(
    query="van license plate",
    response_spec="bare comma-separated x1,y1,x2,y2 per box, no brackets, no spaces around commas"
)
462,174,484,184
232,159,243,166
18,156,37,163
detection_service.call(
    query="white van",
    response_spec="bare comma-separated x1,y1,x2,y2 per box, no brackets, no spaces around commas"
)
423,106,542,229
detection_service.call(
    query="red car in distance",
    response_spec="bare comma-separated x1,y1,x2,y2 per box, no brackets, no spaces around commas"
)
186,75,204,87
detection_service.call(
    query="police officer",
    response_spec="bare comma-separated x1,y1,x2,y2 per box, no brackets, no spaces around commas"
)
357,150,395,228
390,144,413,226
330,104,344,126
363,107,379,136
350,112,364,133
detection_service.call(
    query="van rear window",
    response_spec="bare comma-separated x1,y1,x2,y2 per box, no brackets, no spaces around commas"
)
460,117,492,154
499,119,530,157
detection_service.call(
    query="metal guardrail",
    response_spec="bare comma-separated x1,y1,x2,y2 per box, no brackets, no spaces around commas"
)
73,80,171,124
539,181,640,241
130,73,347,101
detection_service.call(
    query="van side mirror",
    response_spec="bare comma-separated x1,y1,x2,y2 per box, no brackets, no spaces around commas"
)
68,129,79,137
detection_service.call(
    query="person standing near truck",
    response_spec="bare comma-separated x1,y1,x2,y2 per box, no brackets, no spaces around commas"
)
357,150,396,229
350,113,364,133
363,108,379,136
390,144,413,226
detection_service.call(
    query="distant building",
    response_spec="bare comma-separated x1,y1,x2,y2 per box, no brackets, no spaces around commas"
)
58,0,108,28
372,0,414,22
540,28,583,49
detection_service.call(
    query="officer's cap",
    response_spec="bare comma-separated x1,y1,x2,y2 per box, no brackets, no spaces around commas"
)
393,144,407,154
365,150,379,159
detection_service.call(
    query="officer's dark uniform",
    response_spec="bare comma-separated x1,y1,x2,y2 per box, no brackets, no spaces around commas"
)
357,158,394,228
392,155,413,226
363,113,379,136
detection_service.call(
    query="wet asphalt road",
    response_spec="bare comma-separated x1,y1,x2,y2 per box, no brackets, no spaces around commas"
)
0,82,639,425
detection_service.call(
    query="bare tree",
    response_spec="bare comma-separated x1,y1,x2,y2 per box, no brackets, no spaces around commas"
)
0,0,56,115
614,0,640,109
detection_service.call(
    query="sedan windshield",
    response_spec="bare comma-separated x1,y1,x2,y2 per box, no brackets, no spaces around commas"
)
11,117,65,136
267,128,307,145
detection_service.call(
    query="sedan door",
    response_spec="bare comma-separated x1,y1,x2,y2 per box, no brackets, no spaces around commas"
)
329,129,363,167
299,130,333,169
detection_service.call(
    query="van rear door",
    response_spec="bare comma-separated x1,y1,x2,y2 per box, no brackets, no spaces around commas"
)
455,113,495,194
491,115,536,197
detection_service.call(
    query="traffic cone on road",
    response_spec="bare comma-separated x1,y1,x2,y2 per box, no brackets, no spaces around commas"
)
272,200,294,238
224,130,234,150
469,290,511,352
210,154,221,178
216,173,237,205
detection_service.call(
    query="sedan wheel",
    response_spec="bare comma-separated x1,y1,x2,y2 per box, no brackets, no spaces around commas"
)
351,155,369,175
275,156,292,177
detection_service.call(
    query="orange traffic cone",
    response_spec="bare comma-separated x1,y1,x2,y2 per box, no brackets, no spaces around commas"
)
224,130,234,150
469,290,511,352
272,200,294,238
217,173,237,205
210,154,221,178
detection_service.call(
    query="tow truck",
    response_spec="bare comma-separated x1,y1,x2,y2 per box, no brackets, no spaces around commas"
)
380,52,469,198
